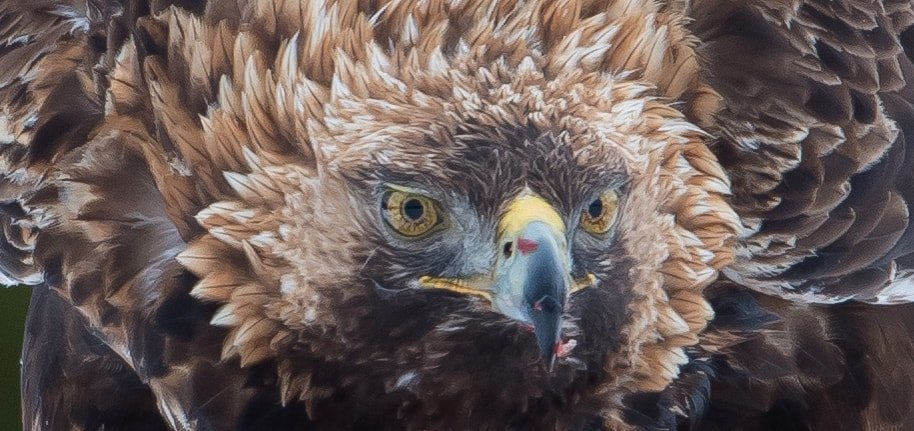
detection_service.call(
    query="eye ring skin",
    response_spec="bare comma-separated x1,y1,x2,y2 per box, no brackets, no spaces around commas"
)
580,190,619,235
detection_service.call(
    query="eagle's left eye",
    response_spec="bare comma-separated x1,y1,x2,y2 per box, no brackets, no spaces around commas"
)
580,190,619,235
381,190,441,237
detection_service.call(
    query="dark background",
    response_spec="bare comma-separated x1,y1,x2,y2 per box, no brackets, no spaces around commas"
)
0,287,30,430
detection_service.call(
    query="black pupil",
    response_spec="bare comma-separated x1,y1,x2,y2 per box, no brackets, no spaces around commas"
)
587,199,603,219
402,199,425,221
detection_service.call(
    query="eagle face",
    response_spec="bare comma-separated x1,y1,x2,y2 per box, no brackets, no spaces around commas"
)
158,2,740,427
341,123,635,372
183,63,736,427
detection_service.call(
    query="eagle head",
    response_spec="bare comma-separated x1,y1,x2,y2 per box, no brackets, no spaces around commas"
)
162,1,739,427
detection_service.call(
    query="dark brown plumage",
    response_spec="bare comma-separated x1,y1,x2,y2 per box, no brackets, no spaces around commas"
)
1,0,913,430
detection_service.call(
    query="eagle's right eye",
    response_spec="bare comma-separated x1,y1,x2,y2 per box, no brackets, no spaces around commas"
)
381,190,441,237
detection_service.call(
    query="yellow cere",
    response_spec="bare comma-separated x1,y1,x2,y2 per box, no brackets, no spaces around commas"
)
498,194,566,238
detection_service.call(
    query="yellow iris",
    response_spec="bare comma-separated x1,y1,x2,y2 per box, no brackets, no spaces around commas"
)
382,190,440,237
580,190,619,235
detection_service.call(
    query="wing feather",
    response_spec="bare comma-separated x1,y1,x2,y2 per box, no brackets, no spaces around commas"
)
0,2,311,429
691,0,914,303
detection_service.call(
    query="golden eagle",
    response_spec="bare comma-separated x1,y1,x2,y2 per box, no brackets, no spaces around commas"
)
2,0,914,429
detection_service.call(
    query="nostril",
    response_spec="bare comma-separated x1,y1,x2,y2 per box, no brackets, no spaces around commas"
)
503,241,513,258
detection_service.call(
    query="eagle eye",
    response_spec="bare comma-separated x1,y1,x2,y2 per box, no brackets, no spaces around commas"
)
581,190,619,235
382,190,441,237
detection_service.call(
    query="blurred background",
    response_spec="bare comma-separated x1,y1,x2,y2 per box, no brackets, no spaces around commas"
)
0,287,30,430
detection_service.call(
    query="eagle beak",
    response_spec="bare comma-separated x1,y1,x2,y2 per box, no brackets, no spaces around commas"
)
493,194,572,371
419,193,593,370
517,222,567,370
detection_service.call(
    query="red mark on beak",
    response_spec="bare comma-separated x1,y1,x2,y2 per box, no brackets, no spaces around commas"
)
516,238,539,255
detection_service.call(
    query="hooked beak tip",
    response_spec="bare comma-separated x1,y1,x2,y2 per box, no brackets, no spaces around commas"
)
529,293,563,371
